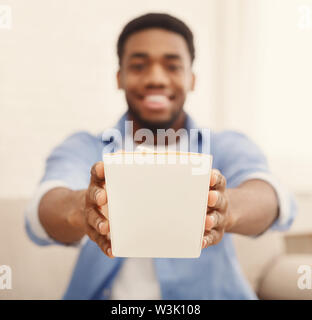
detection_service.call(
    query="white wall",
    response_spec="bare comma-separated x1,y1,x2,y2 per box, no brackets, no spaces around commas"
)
1,0,311,198
255,0,312,194
0,0,215,198
210,0,312,194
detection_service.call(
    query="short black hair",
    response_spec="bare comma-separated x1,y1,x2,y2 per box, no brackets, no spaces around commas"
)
117,13,195,66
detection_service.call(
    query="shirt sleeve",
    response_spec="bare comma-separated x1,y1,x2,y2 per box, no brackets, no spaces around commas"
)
212,130,297,232
24,131,102,247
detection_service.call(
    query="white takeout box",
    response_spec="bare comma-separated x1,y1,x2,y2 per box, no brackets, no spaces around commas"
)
102,151,213,258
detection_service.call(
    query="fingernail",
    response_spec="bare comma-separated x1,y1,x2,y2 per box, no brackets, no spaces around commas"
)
206,237,211,246
98,221,105,234
214,172,219,182
99,205,105,215
210,215,215,226
203,239,207,248
95,190,101,202
107,248,112,256
107,232,111,240
211,191,218,206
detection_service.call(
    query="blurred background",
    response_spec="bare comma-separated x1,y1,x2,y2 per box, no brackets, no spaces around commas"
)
0,0,311,299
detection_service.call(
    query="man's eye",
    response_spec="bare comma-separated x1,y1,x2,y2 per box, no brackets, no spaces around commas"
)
168,65,182,71
130,64,145,71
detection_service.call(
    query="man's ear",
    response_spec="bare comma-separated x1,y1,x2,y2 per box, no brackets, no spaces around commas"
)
117,69,123,90
190,73,196,91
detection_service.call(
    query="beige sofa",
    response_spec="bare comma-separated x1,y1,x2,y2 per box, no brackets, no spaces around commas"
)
0,198,311,300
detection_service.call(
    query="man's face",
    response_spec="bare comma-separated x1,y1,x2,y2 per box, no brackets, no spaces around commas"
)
117,28,195,130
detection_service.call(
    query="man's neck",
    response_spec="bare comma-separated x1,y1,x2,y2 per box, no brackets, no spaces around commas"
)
127,110,187,146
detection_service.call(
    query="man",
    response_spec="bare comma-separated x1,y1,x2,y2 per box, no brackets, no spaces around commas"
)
25,13,297,299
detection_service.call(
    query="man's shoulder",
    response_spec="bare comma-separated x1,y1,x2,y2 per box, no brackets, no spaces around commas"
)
45,130,109,165
60,130,103,147
209,129,264,163
210,128,249,141
50,131,105,157
208,127,269,173
210,129,252,149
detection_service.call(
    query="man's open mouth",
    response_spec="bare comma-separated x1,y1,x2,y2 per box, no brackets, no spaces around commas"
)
139,94,175,110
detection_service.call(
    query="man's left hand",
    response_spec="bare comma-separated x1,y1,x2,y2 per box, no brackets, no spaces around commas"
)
202,169,233,249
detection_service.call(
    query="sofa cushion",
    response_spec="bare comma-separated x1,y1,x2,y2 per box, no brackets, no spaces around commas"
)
257,254,312,300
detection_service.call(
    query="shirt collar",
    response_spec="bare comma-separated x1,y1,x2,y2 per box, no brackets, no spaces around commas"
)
101,111,209,154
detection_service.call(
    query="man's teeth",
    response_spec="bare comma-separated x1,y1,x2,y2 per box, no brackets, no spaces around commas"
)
145,95,169,103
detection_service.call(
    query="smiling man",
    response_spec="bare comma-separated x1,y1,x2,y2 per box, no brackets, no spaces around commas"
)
117,24,195,133
25,13,297,300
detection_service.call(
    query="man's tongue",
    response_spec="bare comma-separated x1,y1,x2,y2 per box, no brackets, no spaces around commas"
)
142,95,170,110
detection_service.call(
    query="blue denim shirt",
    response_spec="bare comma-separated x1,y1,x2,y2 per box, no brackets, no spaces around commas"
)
25,112,297,299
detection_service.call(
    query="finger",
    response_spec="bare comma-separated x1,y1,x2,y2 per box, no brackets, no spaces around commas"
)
205,210,224,231
86,223,100,243
210,169,226,191
98,203,109,220
202,229,223,248
208,190,218,207
90,161,105,186
209,169,219,187
86,225,114,258
100,237,115,259
86,206,110,235
208,190,226,210
88,184,107,206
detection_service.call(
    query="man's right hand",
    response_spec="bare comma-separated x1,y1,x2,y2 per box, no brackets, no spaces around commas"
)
82,161,114,258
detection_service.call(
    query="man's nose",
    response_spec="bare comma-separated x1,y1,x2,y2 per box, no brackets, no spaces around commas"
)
143,64,170,87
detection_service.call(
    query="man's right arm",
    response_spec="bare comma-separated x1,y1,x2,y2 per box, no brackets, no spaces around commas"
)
38,187,86,245
37,162,114,258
